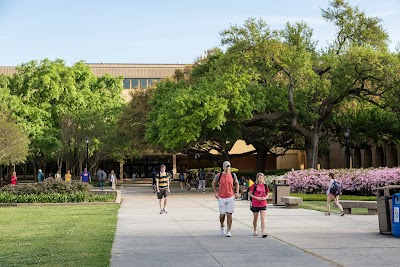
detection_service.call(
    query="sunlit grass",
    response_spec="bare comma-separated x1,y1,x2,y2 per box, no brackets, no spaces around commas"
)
0,205,119,267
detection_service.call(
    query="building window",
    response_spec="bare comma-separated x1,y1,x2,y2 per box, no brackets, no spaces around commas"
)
123,78,162,89
140,79,147,89
123,79,130,89
131,79,139,89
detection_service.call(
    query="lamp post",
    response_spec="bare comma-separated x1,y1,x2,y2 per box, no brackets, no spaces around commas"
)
344,129,351,168
85,137,89,169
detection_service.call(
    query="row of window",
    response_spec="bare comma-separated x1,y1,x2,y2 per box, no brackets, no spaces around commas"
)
123,78,162,90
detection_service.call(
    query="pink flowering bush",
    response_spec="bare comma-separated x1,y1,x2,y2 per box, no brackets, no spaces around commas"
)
283,167,400,195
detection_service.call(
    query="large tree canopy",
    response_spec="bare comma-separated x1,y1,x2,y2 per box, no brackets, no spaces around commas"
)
146,0,400,169
5,59,124,175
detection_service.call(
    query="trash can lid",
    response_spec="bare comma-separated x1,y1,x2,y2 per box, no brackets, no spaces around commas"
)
273,178,289,185
377,185,400,197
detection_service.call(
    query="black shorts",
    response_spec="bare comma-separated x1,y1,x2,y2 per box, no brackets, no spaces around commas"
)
157,188,169,199
250,206,267,213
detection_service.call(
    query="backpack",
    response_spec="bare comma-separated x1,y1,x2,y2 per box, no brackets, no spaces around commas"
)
198,170,206,180
250,184,268,203
216,172,237,183
329,181,342,196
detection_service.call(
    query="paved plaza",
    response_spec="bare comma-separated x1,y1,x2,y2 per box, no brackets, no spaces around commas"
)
111,184,399,267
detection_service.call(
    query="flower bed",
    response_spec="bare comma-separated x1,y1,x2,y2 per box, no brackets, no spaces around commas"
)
283,167,400,195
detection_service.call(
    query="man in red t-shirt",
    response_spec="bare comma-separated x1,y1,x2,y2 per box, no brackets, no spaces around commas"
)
212,161,239,237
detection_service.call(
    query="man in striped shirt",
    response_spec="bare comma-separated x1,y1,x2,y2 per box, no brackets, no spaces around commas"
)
156,164,170,214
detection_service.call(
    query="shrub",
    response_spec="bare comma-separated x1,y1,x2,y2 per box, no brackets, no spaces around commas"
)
1,178,91,195
0,178,114,203
0,192,116,203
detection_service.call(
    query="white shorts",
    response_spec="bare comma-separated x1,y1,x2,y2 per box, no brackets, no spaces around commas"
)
218,196,235,214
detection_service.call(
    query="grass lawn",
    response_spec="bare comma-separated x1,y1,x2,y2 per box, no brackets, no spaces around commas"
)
299,201,369,215
0,204,119,267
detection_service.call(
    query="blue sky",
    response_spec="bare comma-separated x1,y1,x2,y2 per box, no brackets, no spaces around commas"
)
0,0,399,66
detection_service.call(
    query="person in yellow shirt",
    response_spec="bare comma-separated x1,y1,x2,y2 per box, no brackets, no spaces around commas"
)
248,177,254,188
65,169,72,186
240,177,254,200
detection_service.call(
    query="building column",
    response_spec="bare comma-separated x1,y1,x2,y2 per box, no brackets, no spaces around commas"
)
173,154,177,178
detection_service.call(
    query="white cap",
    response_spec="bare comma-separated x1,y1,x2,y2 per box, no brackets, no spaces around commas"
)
38,169,42,172
223,161,231,168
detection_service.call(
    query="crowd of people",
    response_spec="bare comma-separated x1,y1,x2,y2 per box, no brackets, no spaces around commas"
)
153,161,344,239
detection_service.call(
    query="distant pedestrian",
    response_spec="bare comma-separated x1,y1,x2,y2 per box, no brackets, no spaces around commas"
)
179,172,185,189
97,168,105,190
151,169,157,193
37,169,44,183
197,168,206,193
156,164,170,214
102,170,108,186
109,170,117,190
240,177,254,200
65,170,72,186
10,172,17,185
212,161,239,237
186,170,192,190
80,168,91,183
55,170,62,179
325,173,344,216
123,171,128,183
248,173,269,237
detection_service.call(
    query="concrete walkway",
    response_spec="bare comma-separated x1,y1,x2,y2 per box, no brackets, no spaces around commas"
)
111,184,399,267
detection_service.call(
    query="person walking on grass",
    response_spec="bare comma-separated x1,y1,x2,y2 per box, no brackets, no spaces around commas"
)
248,173,269,238
212,161,239,237
325,173,344,216
156,164,170,214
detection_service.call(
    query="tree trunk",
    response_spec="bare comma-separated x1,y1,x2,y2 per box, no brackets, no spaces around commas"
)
255,147,268,173
32,159,37,183
305,134,319,169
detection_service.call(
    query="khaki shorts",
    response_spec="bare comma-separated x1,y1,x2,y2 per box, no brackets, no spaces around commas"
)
218,196,235,214
157,188,169,199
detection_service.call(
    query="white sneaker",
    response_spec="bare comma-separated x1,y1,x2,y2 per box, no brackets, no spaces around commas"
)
226,231,232,237
220,226,226,236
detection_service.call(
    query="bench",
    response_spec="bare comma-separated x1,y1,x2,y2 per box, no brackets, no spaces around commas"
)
339,200,378,215
281,196,303,209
